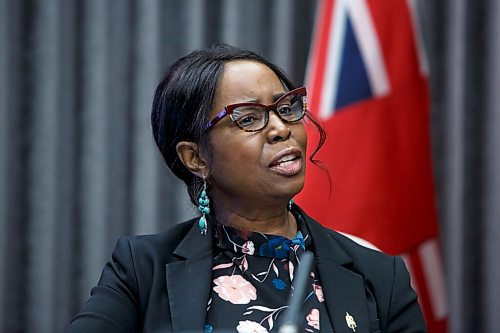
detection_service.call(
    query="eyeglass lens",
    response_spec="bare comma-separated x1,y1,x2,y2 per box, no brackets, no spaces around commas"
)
231,93,305,131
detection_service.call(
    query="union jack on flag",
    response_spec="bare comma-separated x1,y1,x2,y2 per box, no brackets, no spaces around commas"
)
297,0,448,331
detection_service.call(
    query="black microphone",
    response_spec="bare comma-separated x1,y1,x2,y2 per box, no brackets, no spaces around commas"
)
278,251,314,333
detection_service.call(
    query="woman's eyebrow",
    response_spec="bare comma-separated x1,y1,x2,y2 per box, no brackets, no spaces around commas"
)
273,92,285,102
237,92,286,104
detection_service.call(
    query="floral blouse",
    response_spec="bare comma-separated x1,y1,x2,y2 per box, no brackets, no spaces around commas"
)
204,211,333,333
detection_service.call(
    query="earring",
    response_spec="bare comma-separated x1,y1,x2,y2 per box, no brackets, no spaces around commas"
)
288,198,294,211
198,179,210,235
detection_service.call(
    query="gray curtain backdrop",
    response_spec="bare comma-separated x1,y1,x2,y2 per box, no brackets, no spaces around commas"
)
0,1,498,332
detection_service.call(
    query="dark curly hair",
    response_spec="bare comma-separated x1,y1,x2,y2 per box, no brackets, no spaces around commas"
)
151,44,326,206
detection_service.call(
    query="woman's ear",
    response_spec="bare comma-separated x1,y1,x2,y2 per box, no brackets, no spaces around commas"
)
175,141,209,178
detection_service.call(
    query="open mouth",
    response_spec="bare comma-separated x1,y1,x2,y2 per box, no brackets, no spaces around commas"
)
270,154,301,167
269,151,303,176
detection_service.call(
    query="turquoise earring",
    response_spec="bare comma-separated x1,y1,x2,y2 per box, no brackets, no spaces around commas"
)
198,179,210,235
288,198,294,211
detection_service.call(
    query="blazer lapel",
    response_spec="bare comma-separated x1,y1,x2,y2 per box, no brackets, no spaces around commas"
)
315,257,370,333
166,220,213,332
301,209,371,333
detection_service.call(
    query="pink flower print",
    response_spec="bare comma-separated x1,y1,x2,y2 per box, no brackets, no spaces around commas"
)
213,275,257,304
242,241,255,255
236,320,269,333
313,283,325,302
306,308,320,330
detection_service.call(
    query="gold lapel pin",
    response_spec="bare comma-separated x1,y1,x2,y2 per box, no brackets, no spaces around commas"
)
345,312,357,332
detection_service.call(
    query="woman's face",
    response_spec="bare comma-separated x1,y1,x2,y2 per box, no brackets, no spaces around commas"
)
206,60,307,208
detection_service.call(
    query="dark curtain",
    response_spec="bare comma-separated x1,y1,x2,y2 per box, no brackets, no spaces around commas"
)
0,0,498,332
422,1,500,332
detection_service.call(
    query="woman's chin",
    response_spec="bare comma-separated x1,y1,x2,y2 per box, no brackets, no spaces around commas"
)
268,179,305,202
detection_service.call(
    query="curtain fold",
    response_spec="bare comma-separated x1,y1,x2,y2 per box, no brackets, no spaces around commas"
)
483,3,500,333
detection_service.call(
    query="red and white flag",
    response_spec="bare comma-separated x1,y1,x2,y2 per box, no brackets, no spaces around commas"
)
297,0,447,331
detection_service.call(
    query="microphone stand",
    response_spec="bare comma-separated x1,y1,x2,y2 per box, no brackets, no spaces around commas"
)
278,251,314,333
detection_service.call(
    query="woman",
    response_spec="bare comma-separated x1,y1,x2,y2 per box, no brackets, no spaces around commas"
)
67,45,426,332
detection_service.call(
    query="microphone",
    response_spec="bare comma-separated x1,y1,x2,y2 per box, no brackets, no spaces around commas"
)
278,251,314,333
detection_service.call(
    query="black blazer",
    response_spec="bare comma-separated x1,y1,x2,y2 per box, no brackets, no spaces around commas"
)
67,207,426,333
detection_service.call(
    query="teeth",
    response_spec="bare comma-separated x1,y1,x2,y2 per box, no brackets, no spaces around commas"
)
276,154,297,164
279,160,295,166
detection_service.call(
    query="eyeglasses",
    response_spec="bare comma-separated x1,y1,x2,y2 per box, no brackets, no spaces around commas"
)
205,87,307,132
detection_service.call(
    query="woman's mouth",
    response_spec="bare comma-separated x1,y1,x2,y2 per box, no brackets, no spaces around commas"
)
269,152,303,176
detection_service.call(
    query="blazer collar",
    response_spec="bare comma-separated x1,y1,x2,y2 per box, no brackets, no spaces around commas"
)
301,213,352,265
172,217,213,259
296,206,372,333
166,218,214,331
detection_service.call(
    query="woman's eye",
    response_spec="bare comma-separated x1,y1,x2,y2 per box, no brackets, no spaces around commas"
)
278,105,293,116
238,114,259,127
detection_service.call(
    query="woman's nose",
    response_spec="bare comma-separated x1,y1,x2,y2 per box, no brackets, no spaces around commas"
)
265,112,291,143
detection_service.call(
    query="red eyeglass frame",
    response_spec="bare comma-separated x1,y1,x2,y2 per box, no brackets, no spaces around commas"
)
204,86,307,131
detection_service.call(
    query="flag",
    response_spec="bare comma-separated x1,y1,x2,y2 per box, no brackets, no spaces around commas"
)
296,0,447,331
